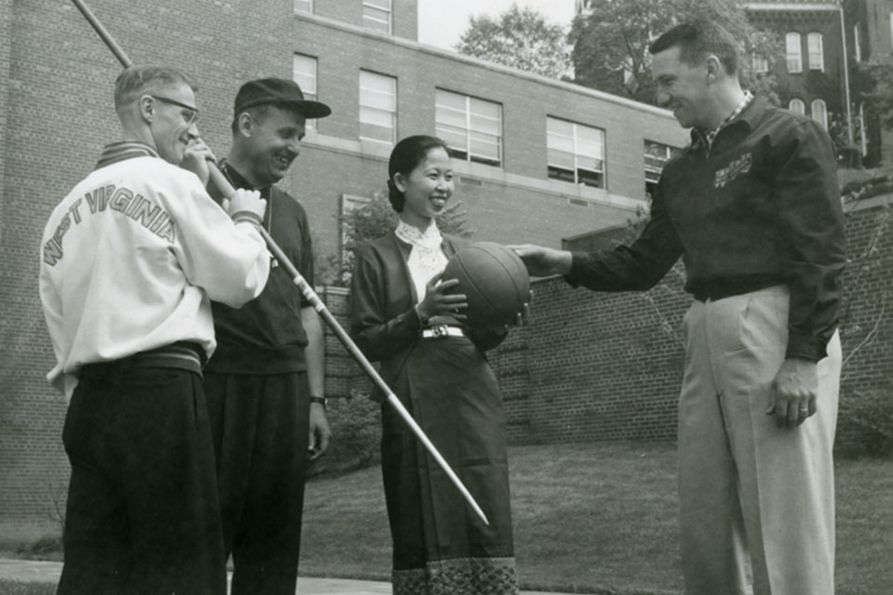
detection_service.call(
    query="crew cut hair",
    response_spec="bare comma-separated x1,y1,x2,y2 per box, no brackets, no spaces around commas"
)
649,20,739,75
114,66,196,112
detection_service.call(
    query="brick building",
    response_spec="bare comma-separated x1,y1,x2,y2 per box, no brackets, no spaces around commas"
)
0,0,687,541
846,0,893,164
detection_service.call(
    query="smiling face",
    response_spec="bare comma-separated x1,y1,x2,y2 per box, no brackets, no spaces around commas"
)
395,146,454,228
144,82,200,165
652,46,711,130
238,105,306,187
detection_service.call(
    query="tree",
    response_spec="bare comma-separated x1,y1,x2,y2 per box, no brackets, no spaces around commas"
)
332,192,474,286
570,0,780,106
860,58,893,131
456,4,571,79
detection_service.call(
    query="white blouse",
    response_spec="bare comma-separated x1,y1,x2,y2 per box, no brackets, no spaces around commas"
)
394,219,448,304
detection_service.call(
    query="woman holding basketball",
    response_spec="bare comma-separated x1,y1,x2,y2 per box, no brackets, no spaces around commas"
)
350,135,519,594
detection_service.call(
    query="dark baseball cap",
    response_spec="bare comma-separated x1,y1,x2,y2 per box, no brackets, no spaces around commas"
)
234,77,331,119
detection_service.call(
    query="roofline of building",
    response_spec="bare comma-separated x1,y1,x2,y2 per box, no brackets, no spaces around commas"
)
296,12,678,121
742,2,841,12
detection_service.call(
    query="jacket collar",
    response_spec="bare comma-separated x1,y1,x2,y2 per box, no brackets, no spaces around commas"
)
690,94,768,152
94,141,159,170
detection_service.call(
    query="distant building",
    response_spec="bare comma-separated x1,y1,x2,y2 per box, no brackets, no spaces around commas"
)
846,0,893,164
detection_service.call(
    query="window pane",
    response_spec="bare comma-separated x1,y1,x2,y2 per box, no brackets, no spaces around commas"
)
436,125,468,152
547,117,574,138
548,165,576,184
807,33,824,71
292,54,317,95
811,99,827,129
785,32,802,73
359,71,395,143
548,148,576,170
436,90,501,166
577,168,604,188
788,99,805,115
547,117,606,186
363,5,391,34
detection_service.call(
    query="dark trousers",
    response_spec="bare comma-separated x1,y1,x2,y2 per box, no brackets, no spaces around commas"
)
58,366,226,595
203,372,310,595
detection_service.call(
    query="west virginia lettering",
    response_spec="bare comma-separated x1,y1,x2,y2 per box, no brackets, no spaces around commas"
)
43,185,175,266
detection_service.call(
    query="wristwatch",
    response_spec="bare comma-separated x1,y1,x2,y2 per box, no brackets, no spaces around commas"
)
309,396,328,409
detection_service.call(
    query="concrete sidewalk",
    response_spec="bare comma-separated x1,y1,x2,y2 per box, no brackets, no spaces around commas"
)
0,558,580,594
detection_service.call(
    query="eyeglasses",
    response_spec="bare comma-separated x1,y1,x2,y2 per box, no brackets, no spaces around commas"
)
148,94,199,125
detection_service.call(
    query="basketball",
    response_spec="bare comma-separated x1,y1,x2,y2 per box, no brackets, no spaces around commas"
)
443,242,530,331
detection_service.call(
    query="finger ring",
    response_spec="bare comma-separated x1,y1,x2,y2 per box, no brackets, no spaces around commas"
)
799,407,808,413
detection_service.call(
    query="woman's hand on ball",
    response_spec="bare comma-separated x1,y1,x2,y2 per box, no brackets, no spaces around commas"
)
418,275,468,322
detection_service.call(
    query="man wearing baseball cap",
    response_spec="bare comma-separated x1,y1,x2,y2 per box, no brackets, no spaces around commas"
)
203,77,332,595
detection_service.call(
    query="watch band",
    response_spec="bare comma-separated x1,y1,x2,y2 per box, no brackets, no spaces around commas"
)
309,396,327,408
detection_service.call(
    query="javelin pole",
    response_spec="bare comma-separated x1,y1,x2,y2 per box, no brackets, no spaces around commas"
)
70,0,489,526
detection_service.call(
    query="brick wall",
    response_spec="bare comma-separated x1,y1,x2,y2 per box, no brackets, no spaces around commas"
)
493,196,893,449
318,197,892,450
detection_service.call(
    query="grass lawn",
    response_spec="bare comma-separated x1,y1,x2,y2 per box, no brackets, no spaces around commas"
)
0,581,55,594
3,443,889,595
299,442,893,595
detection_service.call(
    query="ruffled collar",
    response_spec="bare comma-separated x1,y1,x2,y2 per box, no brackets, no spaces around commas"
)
395,219,442,250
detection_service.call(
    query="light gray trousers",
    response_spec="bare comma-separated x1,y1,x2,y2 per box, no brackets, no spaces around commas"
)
678,285,840,595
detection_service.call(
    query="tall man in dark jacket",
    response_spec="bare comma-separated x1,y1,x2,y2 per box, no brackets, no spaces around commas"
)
513,21,845,595
203,78,332,595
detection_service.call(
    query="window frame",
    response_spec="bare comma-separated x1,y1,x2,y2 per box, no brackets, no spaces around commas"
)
362,0,392,35
435,89,503,168
293,0,312,14
807,32,824,71
546,116,607,190
854,23,862,62
752,53,769,75
810,99,828,130
292,53,319,130
785,32,803,73
788,98,806,116
358,70,397,145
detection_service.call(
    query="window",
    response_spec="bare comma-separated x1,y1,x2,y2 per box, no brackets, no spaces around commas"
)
359,71,396,144
546,117,606,189
644,140,680,198
363,0,391,34
752,53,769,75
859,102,868,156
807,33,824,71
853,23,860,62
788,99,805,115
292,54,319,130
294,0,312,13
811,99,828,129
786,32,802,73
435,90,502,167
854,24,862,62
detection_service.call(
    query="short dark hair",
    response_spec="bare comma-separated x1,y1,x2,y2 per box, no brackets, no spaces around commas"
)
230,104,270,134
649,20,739,75
386,135,450,212
230,103,305,134
114,66,195,112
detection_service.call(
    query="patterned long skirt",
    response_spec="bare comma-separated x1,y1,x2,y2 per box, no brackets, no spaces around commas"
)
380,335,519,595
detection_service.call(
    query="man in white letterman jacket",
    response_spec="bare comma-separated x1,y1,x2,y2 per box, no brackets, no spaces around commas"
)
39,65,270,595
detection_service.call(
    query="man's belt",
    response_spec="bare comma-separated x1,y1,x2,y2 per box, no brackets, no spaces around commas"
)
421,324,465,339
80,341,205,378
691,275,783,303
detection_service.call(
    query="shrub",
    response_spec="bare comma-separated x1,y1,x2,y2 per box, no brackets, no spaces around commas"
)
838,388,893,458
